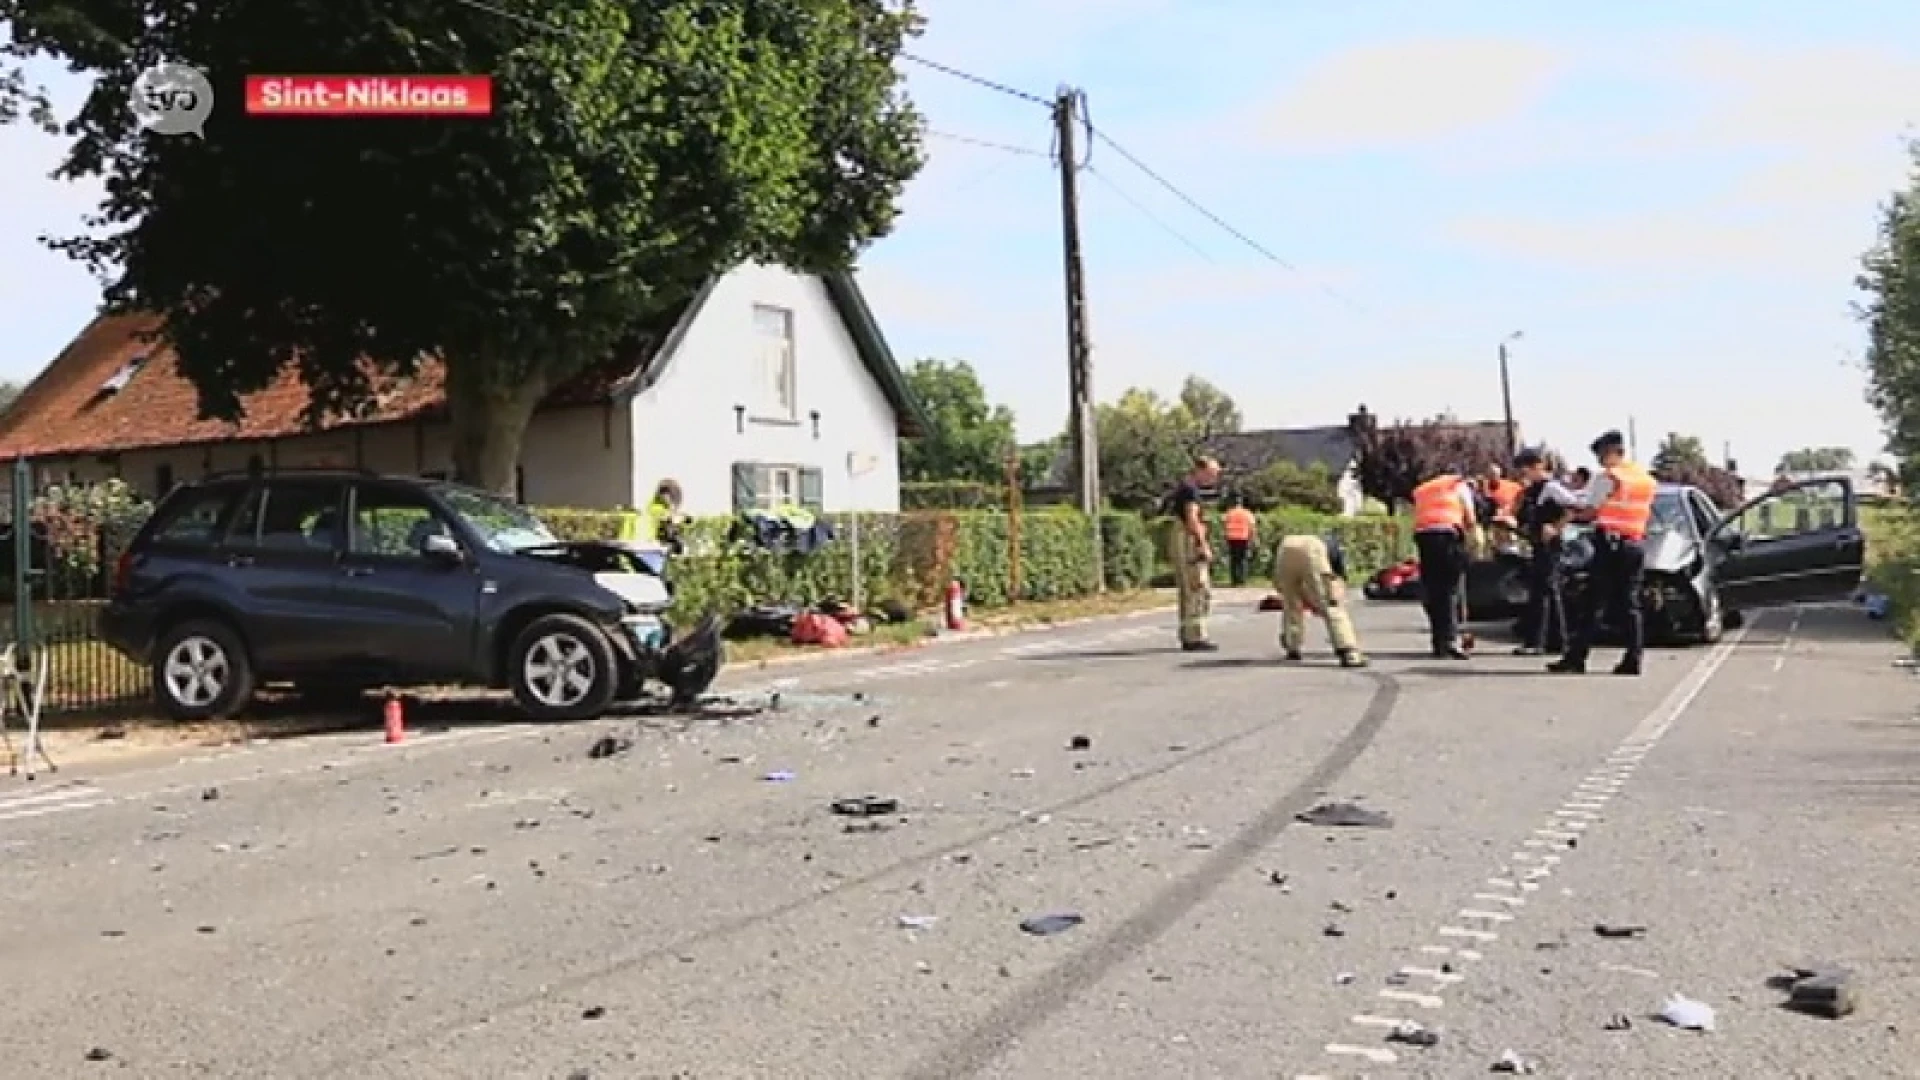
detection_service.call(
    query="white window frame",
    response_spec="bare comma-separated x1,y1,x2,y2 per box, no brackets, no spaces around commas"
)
751,304,797,422
758,465,799,510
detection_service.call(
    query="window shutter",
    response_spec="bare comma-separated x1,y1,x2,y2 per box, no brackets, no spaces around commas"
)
732,462,758,511
799,467,824,510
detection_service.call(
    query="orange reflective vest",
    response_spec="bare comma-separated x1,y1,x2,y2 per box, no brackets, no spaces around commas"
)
1412,475,1467,532
1595,462,1657,540
1223,507,1255,542
1493,479,1523,515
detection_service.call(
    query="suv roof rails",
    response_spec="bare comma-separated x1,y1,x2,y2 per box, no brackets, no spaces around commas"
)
199,465,385,481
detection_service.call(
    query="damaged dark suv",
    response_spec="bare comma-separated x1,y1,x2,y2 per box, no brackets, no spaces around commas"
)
100,470,720,722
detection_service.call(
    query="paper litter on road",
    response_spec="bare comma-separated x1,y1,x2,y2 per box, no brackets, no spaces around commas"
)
896,915,938,931
1658,993,1716,1031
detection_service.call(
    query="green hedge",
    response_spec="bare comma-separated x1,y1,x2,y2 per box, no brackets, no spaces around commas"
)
535,505,1409,622
1151,510,1411,585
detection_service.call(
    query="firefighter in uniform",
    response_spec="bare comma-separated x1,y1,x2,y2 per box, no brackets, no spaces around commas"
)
1167,456,1223,652
1412,466,1477,658
1275,531,1367,667
1550,431,1656,676
1511,449,1574,655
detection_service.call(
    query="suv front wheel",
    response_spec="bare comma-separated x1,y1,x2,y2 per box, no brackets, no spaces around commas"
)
508,613,619,721
153,619,257,721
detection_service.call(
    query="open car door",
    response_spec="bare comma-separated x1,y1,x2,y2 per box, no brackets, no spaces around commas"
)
1709,476,1865,611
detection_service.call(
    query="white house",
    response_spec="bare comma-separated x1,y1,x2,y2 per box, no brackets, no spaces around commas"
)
0,263,922,514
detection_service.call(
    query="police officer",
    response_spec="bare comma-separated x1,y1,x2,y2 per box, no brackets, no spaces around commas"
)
1274,531,1367,667
1411,465,1477,659
1510,448,1574,656
1550,431,1656,676
1167,455,1223,652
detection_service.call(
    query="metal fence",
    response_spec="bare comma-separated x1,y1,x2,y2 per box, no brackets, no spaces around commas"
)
2,459,152,714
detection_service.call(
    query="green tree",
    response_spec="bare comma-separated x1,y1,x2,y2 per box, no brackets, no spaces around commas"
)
1017,437,1062,491
1352,419,1504,510
1096,388,1195,511
7,0,923,491
1177,375,1240,444
1237,460,1339,514
1776,447,1855,473
1651,432,1709,473
898,358,1016,485
1860,141,1920,473
0,379,20,416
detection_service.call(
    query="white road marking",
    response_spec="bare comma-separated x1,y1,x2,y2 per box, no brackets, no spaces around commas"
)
0,785,104,810
1349,1014,1406,1028
1397,966,1465,984
1472,893,1524,906
1458,909,1514,922
1378,988,1444,1008
1439,926,1498,942
1486,877,1519,889
0,798,110,822
1325,1045,1396,1063
1554,808,1601,819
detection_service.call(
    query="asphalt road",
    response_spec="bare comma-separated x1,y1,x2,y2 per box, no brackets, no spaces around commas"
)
2,596,1916,1079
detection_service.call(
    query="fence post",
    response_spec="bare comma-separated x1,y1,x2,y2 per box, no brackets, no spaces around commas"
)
1005,451,1022,603
11,457,31,651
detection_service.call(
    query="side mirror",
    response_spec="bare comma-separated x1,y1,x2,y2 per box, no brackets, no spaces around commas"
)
1715,531,1744,552
422,533,463,563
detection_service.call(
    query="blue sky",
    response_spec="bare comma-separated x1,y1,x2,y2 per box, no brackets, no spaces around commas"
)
3,0,1917,475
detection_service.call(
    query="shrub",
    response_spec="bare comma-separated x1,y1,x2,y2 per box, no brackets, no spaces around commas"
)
1863,505,1920,648
900,481,1005,510
1152,510,1410,584
1100,511,1156,590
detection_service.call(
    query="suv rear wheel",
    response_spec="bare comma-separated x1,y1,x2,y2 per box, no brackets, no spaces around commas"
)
154,619,256,721
508,613,618,721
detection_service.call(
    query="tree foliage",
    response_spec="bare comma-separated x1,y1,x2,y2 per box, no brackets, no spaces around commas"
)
1177,375,1240,444
898,358,1016,486
1776,446,1855,473
0,379,20,416
1860,141,1920,474
6,0,924,491
1653,459,1745,509
1238,460,1339,514
1651,432,1709,473
1095,387,1198,511
1352,418,1506,509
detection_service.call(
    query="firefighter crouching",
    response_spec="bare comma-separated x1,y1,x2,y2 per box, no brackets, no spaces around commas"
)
1550,430,1655,676
1412,466,1477,659
1274,531,1367,668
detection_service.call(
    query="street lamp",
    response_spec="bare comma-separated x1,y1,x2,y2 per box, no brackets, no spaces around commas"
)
1498,331,1522,460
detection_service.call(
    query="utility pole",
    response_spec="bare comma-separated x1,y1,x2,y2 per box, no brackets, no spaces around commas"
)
1053,86,1104,587
1498,331,1522,460
1627,416,1638,458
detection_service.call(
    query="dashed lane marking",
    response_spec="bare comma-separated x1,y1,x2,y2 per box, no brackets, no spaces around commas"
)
0,783,109,823
1312,616,1753,1072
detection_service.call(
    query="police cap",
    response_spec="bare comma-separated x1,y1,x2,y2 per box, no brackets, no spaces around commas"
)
1513,447,1544,469
1589,430,1626,455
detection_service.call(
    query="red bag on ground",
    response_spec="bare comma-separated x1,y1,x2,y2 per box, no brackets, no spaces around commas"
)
791,611,849,647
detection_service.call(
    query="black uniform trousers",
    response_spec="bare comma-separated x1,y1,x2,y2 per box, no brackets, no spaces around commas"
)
1563,531,1645,665
1415,528,1467,652
1227,539,1251,586
1522,535,1566,652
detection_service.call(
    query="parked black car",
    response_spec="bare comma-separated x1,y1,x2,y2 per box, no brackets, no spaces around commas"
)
1465,476,1866,644
100,470,721,722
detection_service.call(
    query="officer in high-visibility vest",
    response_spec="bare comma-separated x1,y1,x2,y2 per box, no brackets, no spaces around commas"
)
1550,430,1656,676
1411,465,1477,659
1222,497,1257,586
1274,531,1367,667
640,478,686,554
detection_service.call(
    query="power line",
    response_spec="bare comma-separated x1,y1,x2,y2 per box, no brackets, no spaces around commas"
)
925,129,1047,157
1086,123,1386,321
1083,164,1213,261
898,53,1052,107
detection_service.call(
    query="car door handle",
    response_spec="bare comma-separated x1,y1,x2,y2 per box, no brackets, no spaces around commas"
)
226,554,254,568
341,566,375,578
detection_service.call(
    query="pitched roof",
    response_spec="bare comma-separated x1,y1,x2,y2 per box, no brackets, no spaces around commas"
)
1202,426,1357,475
0,269,920,459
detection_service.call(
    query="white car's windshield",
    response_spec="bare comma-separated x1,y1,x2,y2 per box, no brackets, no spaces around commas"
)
432,484,558,553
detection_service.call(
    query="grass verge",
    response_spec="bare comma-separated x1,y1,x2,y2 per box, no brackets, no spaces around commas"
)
1862,505,1920,649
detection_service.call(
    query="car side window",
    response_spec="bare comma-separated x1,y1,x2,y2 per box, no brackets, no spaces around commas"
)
227,481,344,552
147,486,242,548
1687,493,1719,537
350,485,453,559
1723,480,1847,543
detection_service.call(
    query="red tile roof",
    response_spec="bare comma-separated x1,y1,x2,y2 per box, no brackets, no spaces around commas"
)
0,312,671,458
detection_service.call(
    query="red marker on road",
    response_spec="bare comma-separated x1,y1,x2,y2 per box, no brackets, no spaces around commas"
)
383,694,405,744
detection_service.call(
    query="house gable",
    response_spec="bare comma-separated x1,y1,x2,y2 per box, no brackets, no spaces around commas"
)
623,263,907,515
